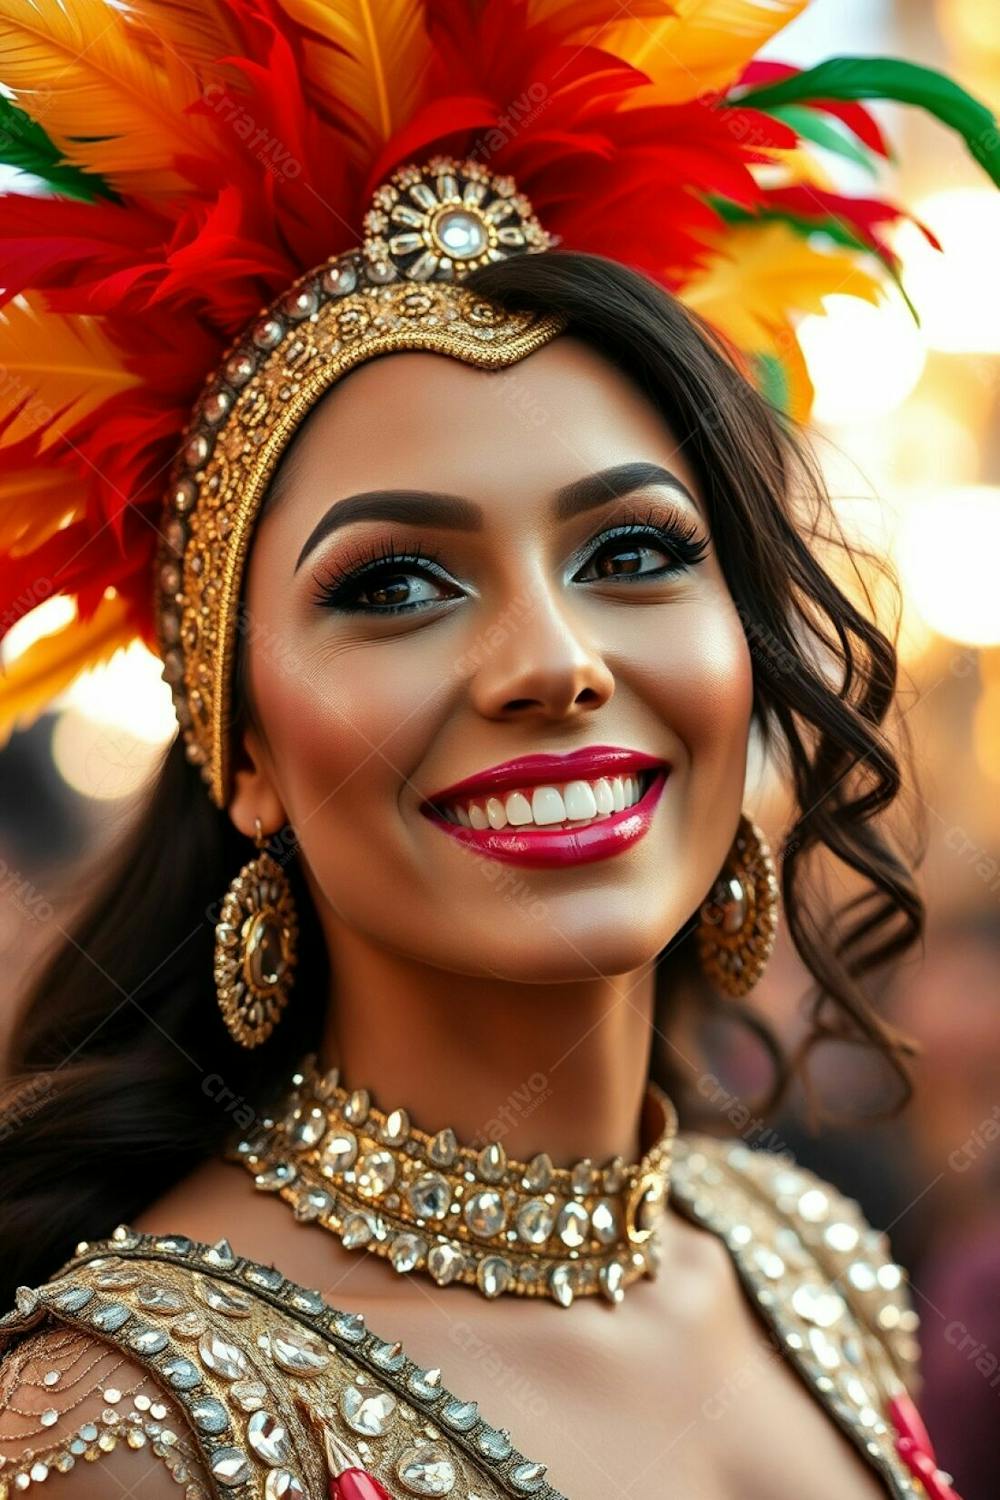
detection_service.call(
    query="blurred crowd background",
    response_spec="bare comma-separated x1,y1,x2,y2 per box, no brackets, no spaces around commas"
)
1,1,998,1495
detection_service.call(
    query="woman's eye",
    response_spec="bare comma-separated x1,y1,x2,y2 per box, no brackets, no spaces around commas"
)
579,540,673,581
351,568,450,611
575,523,709,583
313,558,460,615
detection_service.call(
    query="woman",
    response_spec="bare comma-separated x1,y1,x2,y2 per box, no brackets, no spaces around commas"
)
0,4,994,1497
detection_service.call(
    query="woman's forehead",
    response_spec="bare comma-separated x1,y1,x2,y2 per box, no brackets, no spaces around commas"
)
268,336,703,516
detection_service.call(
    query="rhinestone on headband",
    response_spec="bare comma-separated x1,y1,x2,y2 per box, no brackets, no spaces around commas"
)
364,158,553,282
228,1055,677,1308
153,157,564,809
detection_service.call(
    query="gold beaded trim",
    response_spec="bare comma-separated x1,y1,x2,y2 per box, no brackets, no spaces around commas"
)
8,1229,567,1499
152,156,566,809
671,1136,922,1497
227,1056,678,1308
0,1399,208,1497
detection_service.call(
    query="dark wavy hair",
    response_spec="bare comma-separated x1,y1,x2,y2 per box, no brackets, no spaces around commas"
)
0,251,924,1305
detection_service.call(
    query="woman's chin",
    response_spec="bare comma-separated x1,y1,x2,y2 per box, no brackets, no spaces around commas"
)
436,919,676,986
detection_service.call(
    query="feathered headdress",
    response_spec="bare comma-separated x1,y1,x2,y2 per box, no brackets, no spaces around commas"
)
0,0,997,802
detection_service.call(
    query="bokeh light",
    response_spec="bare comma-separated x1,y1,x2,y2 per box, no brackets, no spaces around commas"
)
894,486,1000,647
797,290,927,424
60,640,176,745
891,188,1000,353
51,709,168,802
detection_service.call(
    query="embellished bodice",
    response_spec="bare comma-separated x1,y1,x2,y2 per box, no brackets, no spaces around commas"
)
0,1136,926,1499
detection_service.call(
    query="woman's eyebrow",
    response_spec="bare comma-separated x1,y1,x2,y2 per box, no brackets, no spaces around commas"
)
294,460,699,573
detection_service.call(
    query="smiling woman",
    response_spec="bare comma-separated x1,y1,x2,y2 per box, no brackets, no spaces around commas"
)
1,248,929,1499
2,0,997,1495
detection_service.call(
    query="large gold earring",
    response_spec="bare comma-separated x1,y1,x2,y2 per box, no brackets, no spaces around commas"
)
697,814,779,998
214,817,299,1048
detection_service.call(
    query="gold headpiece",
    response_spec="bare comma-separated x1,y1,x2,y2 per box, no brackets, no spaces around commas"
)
153,157,566,808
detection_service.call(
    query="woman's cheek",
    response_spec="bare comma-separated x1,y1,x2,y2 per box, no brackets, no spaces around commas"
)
623,594,752,763
257,639,446,819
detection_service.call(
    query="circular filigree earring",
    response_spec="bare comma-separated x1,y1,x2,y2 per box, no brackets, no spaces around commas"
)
214,817,299,1047
696,814,779,998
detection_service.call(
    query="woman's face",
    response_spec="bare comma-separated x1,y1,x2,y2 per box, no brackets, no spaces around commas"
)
232,335,753,981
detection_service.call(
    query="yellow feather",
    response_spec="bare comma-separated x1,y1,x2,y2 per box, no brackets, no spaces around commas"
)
275,0,432,161
772,318,814,425
0,466,85,554
0,0,217,194
0,296,141,454
751,144,838,192
0,590,136,748
680,220,883,392
597,0,811,104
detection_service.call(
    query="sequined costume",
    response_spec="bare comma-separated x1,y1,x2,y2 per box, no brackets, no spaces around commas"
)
0,1139,923,1498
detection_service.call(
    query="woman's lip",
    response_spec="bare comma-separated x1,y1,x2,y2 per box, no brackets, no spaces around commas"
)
422,745,667,806
421,768,669,869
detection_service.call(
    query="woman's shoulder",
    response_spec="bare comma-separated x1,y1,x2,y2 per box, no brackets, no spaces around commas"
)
672,1130,920,1389
0,1227,553,1500
0,1316,210,1497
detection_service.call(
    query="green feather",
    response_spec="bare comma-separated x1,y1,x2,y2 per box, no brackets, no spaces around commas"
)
0,95,116,202
761,103,879,175
753,352,792,416
734,56,1000,188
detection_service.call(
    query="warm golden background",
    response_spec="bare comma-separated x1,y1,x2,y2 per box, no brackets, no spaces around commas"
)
1,1,998,1492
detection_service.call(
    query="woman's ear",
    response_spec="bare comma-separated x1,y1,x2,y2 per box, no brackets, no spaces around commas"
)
227,723,287,838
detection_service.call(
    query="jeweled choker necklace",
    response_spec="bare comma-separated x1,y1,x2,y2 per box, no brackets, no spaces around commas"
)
228,1054,678,1308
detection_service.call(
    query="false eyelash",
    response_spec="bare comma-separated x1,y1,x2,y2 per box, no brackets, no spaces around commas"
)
309,531,447,609
582,501,710,571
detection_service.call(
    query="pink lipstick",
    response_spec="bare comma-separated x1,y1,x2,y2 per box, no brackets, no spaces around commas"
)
420,746,669,869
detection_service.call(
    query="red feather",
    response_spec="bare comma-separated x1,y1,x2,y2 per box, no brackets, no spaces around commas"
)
0,196,168,312
762,183,943,259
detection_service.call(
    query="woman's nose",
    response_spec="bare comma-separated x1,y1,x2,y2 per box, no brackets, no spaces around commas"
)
464,577,615,722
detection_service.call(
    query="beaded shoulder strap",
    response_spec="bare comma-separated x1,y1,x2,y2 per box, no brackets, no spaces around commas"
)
0,1317,212,1496
0,1228,564,1500
670,1134,922,1499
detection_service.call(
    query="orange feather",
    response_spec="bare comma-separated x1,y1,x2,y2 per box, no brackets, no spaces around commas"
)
526,0,678,39
0,297,140,454
119,0,245,74
682,219,883,339
274,0,433,162
0,465,86,555
0,0,218,195
599,0,811,104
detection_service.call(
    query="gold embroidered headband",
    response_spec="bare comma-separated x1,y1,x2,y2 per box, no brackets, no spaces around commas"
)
153,157,566,809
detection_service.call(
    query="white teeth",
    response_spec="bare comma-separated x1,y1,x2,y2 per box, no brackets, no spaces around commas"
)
485,796,508,830
593,778,615,815
564,780,598,820
505,791,533,826
531,786,566,825
440,772,652,830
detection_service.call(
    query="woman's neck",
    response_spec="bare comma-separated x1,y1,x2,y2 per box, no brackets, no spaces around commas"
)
314,921,659,1168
